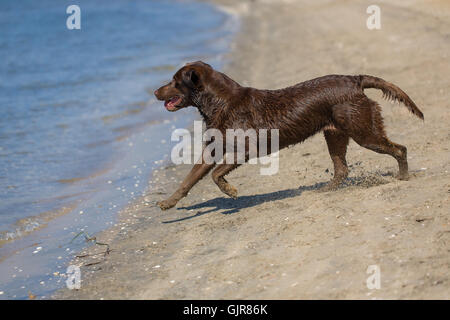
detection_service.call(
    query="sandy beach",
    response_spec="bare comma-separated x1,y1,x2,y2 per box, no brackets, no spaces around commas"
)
55,0,450,299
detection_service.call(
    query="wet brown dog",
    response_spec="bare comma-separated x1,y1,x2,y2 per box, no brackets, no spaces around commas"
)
154,61,423,210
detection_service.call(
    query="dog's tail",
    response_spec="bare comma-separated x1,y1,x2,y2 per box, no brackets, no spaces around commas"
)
359,75,424,120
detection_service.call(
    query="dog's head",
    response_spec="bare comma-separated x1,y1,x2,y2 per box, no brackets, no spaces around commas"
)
154,61,213,112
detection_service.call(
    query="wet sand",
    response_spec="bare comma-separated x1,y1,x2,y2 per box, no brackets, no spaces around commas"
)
55,0,450,299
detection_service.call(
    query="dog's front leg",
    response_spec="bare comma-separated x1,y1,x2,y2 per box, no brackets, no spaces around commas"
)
211,163,240,199
157,162,215,210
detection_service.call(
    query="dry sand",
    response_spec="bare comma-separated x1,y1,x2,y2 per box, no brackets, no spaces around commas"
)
55,0,450,299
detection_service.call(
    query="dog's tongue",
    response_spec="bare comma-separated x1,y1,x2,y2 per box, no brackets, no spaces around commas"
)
164,99,175,109
165,96,179,110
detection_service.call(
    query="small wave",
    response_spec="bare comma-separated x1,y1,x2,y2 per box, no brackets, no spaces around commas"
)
55,167,112,185
0,204,76,248
101,102,146,123
136,64,177,74
19,74,117,91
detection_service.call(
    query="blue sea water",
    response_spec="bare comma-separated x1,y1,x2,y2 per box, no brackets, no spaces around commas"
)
0,0,235,299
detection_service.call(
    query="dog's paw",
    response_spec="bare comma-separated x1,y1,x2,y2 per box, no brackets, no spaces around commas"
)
225,185,238,199
395,173,409,181
157,199,176,210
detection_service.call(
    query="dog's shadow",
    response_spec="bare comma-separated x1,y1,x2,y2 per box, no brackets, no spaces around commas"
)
161,171,397,224
162,182,326,224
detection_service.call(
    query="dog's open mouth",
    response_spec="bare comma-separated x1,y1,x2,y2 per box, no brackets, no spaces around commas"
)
164,96,182,111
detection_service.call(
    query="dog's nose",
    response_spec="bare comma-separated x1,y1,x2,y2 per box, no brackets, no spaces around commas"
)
154,89,160,98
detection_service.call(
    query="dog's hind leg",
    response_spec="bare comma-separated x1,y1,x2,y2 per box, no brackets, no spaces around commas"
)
322,128,350,191
353,135,408,180
212,164,240,199
333,98,409,180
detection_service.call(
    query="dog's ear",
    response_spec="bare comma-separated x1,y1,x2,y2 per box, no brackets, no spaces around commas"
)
182,68,201,88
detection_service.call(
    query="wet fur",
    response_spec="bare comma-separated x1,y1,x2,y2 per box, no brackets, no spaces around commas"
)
154,61,423,210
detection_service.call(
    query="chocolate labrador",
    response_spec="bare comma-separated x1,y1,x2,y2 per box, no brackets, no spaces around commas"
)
154,61,423,210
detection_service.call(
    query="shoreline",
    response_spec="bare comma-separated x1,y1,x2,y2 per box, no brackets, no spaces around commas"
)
55,0,450,299
0,0,232,300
